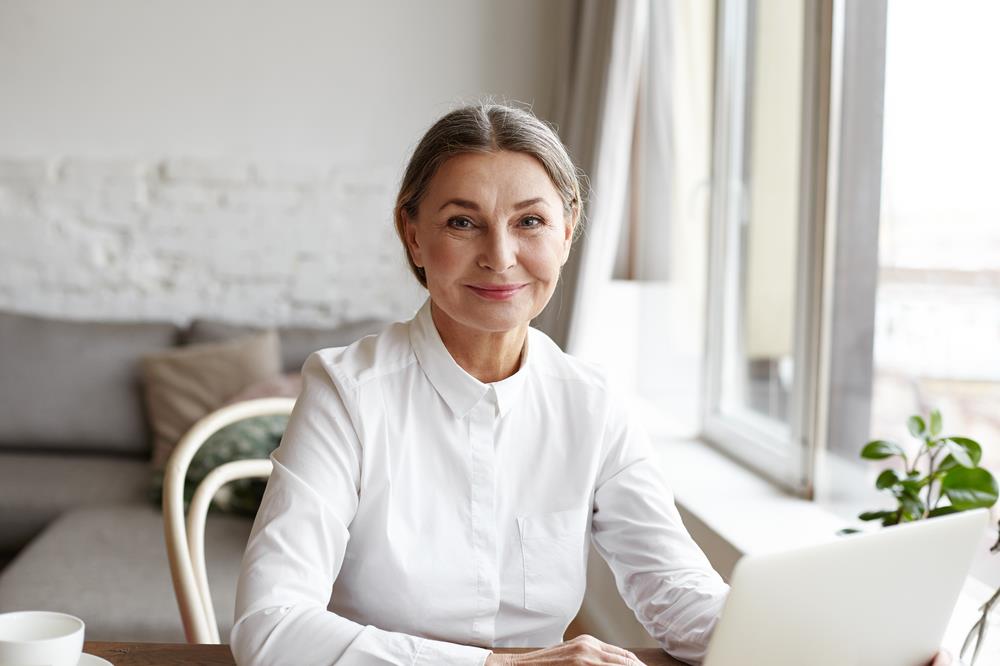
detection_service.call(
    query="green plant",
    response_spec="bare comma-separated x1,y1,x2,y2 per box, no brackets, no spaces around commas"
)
856,409,999,664
858,409,998,525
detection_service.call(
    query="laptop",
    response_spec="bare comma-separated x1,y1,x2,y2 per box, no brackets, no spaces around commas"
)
702,508,989,666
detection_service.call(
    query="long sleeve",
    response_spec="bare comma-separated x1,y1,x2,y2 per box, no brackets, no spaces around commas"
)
231,353,491,666
590,398,730,665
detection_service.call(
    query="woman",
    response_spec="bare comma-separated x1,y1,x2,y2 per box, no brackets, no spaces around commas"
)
231,103,730,666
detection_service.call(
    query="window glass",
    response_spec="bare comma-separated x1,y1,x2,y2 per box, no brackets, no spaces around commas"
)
870,1,1000,479
721,0,804,428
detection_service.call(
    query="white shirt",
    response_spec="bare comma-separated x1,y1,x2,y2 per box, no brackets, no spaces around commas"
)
232,298,729,666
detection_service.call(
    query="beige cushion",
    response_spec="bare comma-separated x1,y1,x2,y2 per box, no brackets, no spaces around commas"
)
141,331,281,468
185,317,387,372
223,372,303,405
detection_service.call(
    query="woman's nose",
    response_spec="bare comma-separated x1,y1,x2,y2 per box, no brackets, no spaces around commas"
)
478,227,517,273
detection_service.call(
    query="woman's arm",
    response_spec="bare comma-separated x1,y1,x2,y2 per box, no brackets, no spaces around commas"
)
589,398,730,665
230,353,491,666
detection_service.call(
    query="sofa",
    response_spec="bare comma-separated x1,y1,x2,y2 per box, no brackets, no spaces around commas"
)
0,308,387,642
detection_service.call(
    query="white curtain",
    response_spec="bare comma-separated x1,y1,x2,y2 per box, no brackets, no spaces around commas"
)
538,0,654,648
544,0,719,647
534,0,648,355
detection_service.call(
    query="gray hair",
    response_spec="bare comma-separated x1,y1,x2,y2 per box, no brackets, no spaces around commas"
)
393,102,586,287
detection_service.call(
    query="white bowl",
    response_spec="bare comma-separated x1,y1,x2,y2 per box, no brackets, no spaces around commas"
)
0,611,84,666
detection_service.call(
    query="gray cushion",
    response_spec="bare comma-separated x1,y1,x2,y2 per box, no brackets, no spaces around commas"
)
0,505,251,642
0,453,149,554
0,310,180,455
185,318,387,373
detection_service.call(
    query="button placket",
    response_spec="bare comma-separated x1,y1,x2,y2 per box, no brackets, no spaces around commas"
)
468,390,499,643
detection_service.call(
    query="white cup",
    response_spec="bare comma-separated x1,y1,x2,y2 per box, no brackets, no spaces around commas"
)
0,611,84,666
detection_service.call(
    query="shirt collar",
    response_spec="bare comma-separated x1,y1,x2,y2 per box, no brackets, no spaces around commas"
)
409,298,530,419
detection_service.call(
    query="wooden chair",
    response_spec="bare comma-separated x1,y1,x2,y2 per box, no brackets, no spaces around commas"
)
162,397,296,644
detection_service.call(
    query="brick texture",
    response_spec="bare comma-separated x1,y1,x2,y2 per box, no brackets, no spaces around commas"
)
0,157,425,326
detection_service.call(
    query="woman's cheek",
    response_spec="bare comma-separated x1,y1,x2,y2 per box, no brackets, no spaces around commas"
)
429,244,466,273
533,241,569,279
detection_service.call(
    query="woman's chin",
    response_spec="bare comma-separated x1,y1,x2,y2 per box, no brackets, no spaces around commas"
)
454,299,536,334
464,309,532,334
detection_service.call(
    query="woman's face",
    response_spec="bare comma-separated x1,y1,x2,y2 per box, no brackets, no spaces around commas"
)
403,150,574,336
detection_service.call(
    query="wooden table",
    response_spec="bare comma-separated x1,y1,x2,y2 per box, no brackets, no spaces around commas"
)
84,641,686,665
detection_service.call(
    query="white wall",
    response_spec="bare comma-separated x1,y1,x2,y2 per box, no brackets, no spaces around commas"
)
0,0,570,325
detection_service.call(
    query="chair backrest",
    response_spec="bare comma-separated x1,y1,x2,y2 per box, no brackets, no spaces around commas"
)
162,397,296,644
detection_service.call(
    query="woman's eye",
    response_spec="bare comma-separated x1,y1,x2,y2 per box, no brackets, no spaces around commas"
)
447,217,474,229
519,216,544,228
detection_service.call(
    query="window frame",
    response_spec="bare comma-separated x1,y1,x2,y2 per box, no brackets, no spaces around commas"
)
703,0,888,498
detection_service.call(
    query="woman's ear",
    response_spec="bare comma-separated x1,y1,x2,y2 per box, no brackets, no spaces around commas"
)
560,209,577,265
402,209,424,268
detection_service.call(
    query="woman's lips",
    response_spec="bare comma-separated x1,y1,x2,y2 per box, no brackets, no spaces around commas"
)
466,283,528,300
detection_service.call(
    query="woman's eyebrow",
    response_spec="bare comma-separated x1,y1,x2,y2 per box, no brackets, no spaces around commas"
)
438,197,547,212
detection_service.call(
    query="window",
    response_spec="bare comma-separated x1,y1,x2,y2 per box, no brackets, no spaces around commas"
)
705,0,889,497
704,0,820,493
870,0,1000,481
706,0,999,534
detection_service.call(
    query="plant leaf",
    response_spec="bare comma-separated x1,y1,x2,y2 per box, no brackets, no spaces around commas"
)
942,467,1000,510
900,493,926,521
928,506,960,518
876,469,901,490
896,484,923,502
908,415,926,438
941,439,975,469
930,409,942,436
938,456,957,473
947,437,982,466
861,440,905,460
837,528,862,536
859,510,895,521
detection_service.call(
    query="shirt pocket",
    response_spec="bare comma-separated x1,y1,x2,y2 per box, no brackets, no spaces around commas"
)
516,507,589,616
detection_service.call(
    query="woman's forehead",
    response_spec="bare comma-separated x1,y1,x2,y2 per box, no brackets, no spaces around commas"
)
425,151,561,206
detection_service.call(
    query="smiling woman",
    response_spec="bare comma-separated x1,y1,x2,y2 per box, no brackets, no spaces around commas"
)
400,150,573,383
393,106,584,385
230,103,731,666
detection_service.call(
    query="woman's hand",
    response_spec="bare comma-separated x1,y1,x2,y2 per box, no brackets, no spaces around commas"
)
485,634,647,665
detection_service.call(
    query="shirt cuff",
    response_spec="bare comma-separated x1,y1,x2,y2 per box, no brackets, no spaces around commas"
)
412,637,491,666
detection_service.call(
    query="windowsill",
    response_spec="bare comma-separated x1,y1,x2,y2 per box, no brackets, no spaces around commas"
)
654,437,846,568
653,435,1000,660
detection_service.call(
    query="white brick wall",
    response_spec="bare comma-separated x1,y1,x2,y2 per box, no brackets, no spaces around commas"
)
0,0,568,328
0,157,426,327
